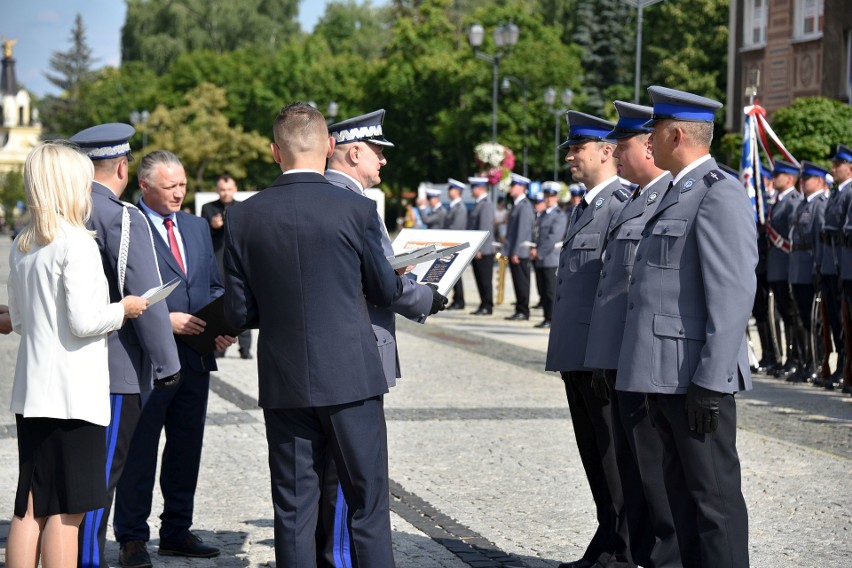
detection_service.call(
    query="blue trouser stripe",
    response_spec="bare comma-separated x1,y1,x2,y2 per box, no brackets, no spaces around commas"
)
81,394,123,567
332,483,352,568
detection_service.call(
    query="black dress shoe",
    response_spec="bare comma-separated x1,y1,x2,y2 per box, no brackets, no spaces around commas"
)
532,302,543,309
504,312,529,321
534,320,551,328
558,559,598,568
471,308,493,315
239,349,253,360
446,303,465,310
158,531,220,558
119,540,152,568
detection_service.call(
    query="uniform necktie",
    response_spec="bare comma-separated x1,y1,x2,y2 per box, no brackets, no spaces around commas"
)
163,217,185,273
571,199,587,227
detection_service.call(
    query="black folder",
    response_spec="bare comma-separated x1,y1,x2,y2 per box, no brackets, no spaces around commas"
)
178,296,244,356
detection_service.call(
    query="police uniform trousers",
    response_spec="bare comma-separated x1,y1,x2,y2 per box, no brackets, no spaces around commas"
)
821,276,844,362
113,367,211,543
562,371,632,567
752,272,770,325
317,448,351,567
452,279,465,307
645,392,749,568
264,396,393,568
510,259,531,316
471,254,494,311
79,394,142,568
534,266,557,322
791,283,815,332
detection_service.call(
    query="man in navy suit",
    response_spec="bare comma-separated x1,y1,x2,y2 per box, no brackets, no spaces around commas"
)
69,124,182,568
223,103,404,567
113,151,235,567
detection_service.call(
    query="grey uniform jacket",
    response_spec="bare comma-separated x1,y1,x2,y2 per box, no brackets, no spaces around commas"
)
766,189,802,282
533,207,569,268
443,200,468,230
585,173,671,370
468,197,495,255
505,197,535,259
545,179,631,372
788,192,827,284
841,181,852,279
421,205,447,229
325,170,433,387
87,182,180,393
820,185,852,275
616,159,758,395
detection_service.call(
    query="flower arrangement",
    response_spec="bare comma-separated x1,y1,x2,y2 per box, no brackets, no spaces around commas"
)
474,142,515,191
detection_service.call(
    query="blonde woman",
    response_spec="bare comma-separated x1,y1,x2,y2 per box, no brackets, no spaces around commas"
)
5,142,149,568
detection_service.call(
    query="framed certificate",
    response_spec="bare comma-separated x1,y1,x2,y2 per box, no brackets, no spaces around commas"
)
391,229,490,296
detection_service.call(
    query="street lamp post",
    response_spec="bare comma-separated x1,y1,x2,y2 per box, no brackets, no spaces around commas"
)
327,101,339,124
501,75,528,177
543,87,574,181
622,0,664,104
468,22,520,143
129,109,150,149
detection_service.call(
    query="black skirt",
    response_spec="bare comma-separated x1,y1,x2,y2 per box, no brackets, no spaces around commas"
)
15,414,107,518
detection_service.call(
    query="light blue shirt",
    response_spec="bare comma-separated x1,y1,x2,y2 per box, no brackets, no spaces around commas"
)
138,199,188,272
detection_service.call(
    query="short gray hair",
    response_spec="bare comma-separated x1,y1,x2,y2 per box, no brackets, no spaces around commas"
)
138,150,182,184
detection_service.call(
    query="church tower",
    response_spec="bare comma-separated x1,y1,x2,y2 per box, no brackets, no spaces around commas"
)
1,37,42,174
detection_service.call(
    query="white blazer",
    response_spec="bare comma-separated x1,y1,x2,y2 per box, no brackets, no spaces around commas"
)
8,222,125,426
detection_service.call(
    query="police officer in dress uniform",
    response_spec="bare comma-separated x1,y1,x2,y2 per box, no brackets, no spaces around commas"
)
818,145,852,388
531,193,547,310
505,174,535,320
444,178,468,309
832,145,852,394
69,124,181,568
753,162,779,373
468,176,496,315
420,188,447,228
545,111,632,568
787,161,829,383
531,182,567,328
584,101,679,568
616,86,756,568
765,159,804,380
319,109,447,567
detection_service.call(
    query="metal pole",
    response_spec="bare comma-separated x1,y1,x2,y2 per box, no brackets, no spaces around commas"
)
553,111,560,181
492,57,499,142
522,79,528,178
634,3,643,104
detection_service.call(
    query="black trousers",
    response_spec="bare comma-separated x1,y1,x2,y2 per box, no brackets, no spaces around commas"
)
471,254,494,310
78,394,141,568
768,280,797,327
452,279,465,307
646,393,749,568
113,368,210,543
562,371,632,567
752,272,770,323
792,283,815,331
534,266,557,321
510,259,531,316
821,275,843,354
264,397,393,568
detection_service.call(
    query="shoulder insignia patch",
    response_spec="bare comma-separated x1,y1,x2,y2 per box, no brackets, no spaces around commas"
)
612,187,631,202
703,170,726,187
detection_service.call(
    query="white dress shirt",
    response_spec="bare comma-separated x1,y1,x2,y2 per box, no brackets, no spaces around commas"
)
8,222,125,426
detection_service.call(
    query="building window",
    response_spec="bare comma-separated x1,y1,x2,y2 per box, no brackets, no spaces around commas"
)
794,0,824,41
744,0,767,48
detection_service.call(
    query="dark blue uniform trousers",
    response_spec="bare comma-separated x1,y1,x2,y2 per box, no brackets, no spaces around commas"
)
113,368,210,543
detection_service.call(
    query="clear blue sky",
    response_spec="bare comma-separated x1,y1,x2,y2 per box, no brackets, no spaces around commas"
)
1,0,335,97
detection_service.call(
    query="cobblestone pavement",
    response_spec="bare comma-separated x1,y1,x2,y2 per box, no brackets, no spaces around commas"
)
0,237,850,567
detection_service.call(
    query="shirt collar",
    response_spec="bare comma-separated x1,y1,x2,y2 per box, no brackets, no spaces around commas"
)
838,178,852,192
639,171,671,195
284,168,323,176
777,186,797,201
325,168,365,194
450,197,462,206
138,199,176,225
806,189,825,202
671,154,713,186
513,194,526,205
584,175,620,205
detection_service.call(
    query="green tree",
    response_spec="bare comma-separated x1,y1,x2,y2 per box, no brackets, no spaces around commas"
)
0,168,26,230
139,83,274,193
313,1,391,60
770,97,852,164
121,0,300,73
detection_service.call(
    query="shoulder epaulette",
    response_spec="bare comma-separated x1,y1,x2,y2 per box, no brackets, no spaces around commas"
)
612,187,631,202
703,170,727,187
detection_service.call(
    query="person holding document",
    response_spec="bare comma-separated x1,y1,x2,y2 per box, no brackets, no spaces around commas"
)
113,151,235,566
320,109,447,566
224,102,405,567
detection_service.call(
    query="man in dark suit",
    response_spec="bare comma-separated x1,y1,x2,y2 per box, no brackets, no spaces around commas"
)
545,111,632,568
468,176,496,315
443,178,469,309
113,151,236,567
584,101,676,568
320,109,447,567
69,124,182,568
531,182,567,328
617,86,757,568
201,174,253,360
223,103,404,567
505,173,535,320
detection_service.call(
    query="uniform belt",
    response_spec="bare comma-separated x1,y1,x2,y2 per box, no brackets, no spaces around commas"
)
821,231,842,245
791,243,812,252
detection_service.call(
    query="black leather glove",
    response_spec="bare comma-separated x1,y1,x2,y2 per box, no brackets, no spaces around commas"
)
154,372,181,390
425,283,449,315
590,369,610,402
685,382,722,434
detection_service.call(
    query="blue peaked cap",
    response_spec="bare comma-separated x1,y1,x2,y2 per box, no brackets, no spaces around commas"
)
800,160,829,179
831,144,852,162
772,159,799,177
607,101,654,139
759,162,773,179
644,86,722,126
560,111,616,148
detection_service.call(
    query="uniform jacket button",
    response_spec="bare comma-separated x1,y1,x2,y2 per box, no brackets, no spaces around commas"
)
597,290,603,297
679,329,684,335
636,254,642,262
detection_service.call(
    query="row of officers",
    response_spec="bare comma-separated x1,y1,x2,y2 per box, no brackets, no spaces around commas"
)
755,147,852,394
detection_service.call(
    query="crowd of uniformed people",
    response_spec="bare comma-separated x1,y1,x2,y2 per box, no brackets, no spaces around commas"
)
2,81,849,568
